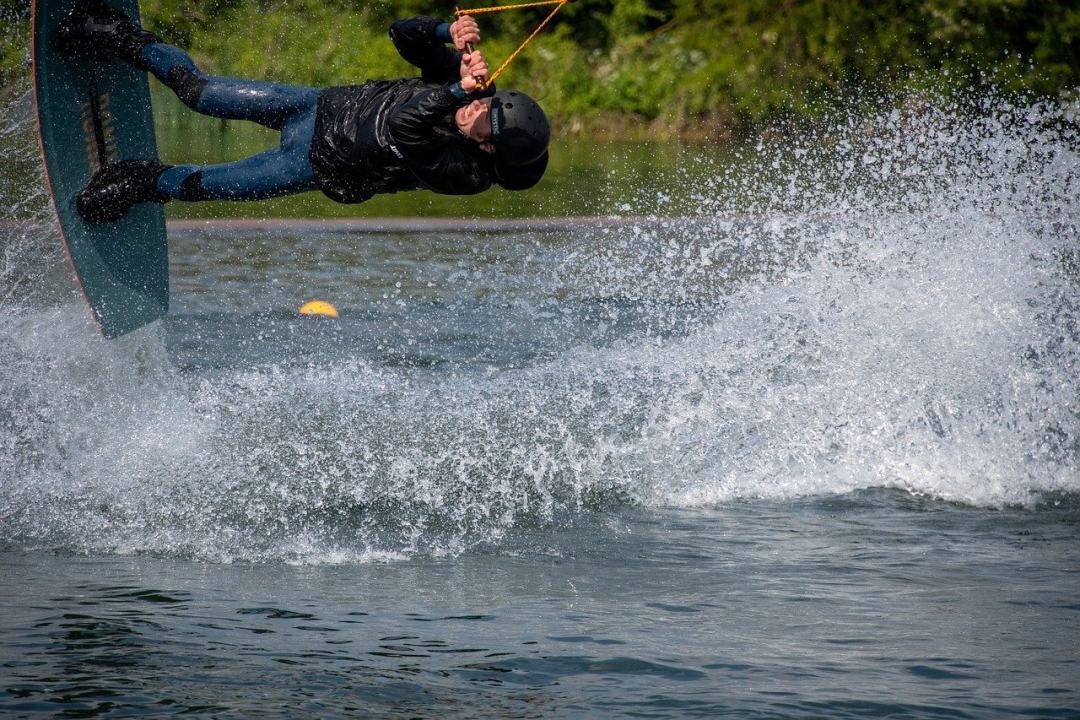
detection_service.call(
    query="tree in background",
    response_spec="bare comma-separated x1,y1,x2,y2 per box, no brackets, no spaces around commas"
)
3,0,1078,135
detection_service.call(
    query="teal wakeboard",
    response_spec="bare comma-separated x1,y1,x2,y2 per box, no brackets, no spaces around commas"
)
32,0,168,338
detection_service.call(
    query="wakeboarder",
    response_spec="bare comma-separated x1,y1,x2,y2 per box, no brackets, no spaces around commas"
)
53,0,551,222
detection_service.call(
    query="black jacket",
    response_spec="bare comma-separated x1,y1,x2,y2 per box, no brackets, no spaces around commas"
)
308,16,494,204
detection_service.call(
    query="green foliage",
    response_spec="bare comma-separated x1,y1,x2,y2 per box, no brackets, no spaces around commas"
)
182,0,413,85
3,0,1076,134
0,0,31,93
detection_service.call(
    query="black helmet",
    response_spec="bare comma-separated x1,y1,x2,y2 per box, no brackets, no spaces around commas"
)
494,150,548,191
489,90,550,167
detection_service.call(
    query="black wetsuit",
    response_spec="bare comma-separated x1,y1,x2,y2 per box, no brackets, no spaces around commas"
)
308,16,496,204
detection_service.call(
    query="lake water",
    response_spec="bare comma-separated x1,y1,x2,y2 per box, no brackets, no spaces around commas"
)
2,84,1079,717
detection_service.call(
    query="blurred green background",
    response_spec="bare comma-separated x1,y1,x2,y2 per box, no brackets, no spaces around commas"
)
4,0,1078,138
1,0,1077,218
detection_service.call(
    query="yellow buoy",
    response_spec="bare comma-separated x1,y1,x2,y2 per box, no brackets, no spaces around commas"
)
299,299,339,318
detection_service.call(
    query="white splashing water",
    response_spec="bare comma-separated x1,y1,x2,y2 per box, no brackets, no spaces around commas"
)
1,84,1077,562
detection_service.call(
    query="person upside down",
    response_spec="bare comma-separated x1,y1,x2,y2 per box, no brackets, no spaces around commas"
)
54,0,551,222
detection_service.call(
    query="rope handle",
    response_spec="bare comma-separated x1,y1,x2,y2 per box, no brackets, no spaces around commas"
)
453,0,571,90
454,6,486,88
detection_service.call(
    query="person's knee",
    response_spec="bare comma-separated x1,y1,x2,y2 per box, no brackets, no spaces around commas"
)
166,65,209,110
177,170,212,201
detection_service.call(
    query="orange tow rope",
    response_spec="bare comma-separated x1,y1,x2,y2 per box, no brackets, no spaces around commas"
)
454,0,571,89
456,0,566,15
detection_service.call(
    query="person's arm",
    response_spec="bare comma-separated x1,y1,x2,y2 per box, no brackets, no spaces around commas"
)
389,15,478,83
387,86,487,195
386,52,491,195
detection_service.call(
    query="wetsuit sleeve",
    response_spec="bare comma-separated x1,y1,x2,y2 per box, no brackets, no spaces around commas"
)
389,16,463,84
387,85,491,196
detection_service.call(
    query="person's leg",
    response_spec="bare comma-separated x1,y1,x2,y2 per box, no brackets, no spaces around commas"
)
59,1,325,219
55,0,319,131
77,109,319,221
156,106,319,201
139,43,318,131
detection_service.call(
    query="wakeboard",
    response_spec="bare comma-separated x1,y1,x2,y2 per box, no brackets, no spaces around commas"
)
32,0,168,338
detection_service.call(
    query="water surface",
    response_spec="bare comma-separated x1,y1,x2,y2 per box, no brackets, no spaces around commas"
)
3,497,1078,718
2,87,1079,717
